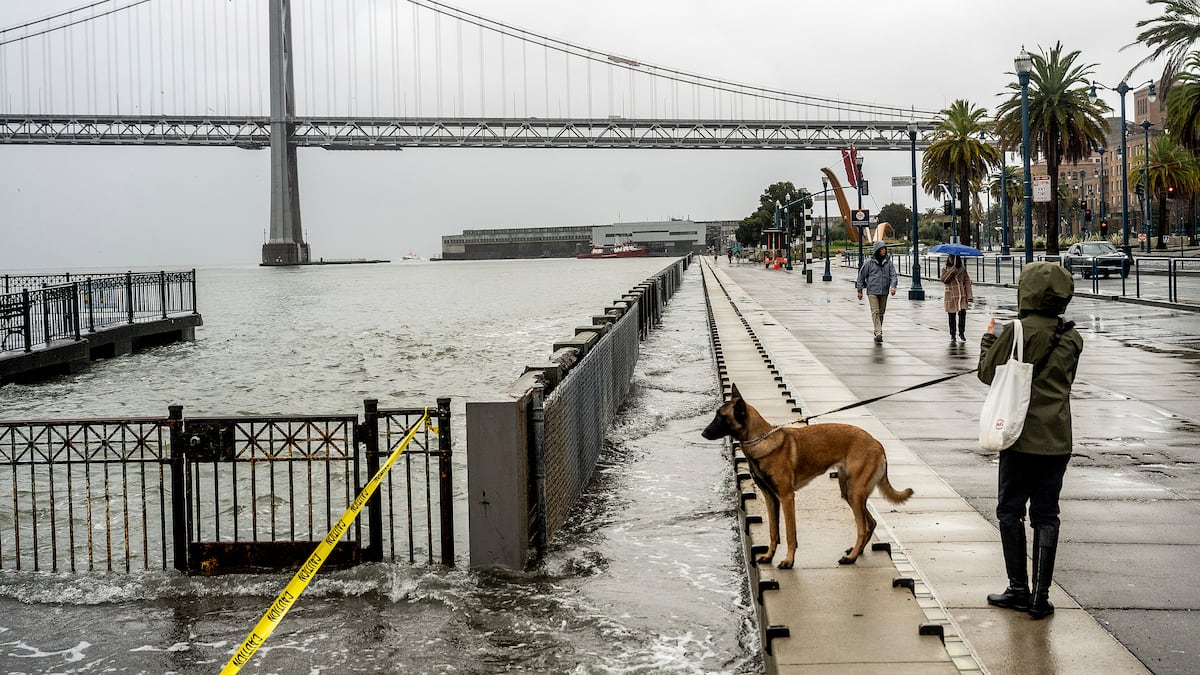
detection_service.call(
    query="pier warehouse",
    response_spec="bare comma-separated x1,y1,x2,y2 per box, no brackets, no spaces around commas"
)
440,219,724,260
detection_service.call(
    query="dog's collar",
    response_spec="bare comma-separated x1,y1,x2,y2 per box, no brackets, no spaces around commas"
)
740,425,784,448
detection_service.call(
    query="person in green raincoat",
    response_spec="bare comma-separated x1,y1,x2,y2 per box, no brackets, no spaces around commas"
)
977,261,1083,620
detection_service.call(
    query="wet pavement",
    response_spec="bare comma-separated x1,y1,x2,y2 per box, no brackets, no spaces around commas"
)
700,255,1200,675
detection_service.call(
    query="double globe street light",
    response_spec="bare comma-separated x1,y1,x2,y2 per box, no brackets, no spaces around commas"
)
1088,77,1156,257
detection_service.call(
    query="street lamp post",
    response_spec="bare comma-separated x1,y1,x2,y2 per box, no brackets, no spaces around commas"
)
1090,79,1155,257
856,154,865,266
822,176,832,281
1142,119,1153,252
1016,47,1035,264
1078,169,1086,237
908,122,924,300
1000,152,1010,256
784,193,794,270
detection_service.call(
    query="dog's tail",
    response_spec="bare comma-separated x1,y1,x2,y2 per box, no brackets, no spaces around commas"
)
878,472,914,504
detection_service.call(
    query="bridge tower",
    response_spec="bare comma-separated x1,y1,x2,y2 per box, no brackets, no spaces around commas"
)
260,0,310,266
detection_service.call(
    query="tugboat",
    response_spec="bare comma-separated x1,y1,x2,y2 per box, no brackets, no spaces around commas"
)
576,241,649,259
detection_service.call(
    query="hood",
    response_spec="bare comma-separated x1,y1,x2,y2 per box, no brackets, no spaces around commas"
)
1018,261,1074,316
872,241,888,255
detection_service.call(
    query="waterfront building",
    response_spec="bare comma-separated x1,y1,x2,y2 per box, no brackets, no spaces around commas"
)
441,219,707,260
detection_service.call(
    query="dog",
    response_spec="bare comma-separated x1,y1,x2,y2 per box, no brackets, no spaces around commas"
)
701,384,913,569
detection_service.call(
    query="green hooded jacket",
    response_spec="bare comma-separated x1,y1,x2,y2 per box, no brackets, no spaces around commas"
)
978,262,1084,455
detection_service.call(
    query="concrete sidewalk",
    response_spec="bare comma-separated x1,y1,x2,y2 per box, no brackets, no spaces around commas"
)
701,256,1200,675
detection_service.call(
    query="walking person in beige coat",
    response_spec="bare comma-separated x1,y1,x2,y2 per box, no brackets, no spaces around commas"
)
940,254,973,341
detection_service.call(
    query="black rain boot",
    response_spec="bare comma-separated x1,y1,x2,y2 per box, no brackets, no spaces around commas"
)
948,314,958,342
987,522,1030,610
1029,523,1059,619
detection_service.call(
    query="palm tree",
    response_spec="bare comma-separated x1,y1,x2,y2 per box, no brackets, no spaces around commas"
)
1129,0,1200,99
921,100,1000,246
994,42,1110,255
1128,134,1200,247
1166,51,1200,150
987,166,1022,251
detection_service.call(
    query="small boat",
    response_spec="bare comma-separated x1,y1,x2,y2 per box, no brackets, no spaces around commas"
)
576,242,649,259
401,252,421,261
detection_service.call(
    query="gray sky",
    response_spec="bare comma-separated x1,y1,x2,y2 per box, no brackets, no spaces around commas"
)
0,0,1161,270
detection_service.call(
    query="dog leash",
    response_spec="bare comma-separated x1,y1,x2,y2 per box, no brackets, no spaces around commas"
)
790,368,979,425
735,368,980,449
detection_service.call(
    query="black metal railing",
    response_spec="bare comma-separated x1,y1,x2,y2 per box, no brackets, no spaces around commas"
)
0,398,454,574
0,270,198,354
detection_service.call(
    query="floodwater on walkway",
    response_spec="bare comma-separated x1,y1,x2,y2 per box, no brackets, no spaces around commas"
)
0,260,757,674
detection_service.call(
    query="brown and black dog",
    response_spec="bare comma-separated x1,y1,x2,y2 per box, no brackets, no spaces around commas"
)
702,384,913,568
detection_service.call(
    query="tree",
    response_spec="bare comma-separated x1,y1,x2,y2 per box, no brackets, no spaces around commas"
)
921,100,1000,247
1128,134,1200,247
737,181,800,247
877,202,913,237
987,165,1022,250
1129,0,1200,99
994,42,1110,255
1166,51,1200,151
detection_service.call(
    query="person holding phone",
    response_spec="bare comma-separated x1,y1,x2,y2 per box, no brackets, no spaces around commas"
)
977,261,1083,620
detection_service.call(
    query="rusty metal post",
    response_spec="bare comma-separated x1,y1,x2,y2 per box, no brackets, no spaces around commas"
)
362,398,383,563
167,405,188,572
436,397,455,566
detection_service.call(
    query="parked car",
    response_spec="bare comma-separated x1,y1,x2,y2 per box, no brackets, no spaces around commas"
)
1062,241,1131,278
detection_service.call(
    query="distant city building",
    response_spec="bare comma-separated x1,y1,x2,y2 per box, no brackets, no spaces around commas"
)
441,219,706,259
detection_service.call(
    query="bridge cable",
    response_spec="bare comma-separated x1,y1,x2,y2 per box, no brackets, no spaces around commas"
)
406,0,939,118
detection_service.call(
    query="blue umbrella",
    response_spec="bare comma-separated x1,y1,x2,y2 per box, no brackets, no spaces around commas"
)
928,243,984,257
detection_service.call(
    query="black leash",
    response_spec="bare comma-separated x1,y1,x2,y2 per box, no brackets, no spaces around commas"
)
794,368,979,424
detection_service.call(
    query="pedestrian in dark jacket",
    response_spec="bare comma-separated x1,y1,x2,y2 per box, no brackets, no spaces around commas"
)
977,261,1083,620
940,254,974,342
855,241,898,343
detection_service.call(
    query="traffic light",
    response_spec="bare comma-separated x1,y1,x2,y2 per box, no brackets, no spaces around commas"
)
943,200,953,215
1135,182,1144,197
1100,221,1109,237
1085,208,1092,222
1079,198,1087,209
1167,185,1176,199
861,179,869,196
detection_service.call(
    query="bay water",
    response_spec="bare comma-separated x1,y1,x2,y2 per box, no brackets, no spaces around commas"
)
0,259,757,674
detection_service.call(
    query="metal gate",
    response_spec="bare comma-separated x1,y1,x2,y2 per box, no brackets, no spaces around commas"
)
0,399,454,574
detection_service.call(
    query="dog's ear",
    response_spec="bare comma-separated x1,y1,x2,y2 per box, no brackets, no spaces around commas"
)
730,383,741,400
733,395,747,423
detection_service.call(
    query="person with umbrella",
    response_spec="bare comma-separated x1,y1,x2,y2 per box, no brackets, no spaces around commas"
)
940,254,974,341
930,244,982,343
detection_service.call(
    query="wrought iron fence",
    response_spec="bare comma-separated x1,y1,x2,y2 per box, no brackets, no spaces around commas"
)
0,270,198,354
0,399,453,574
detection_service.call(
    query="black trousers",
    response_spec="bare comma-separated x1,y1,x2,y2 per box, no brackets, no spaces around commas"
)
996,450,1071,529
948,310,966,335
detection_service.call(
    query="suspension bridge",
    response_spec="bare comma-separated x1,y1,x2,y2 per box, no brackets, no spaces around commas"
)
0,0,940,264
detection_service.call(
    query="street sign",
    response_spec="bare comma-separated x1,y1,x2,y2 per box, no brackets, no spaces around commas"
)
891,176,915,187
1033,175,1051,203
851,209,870,225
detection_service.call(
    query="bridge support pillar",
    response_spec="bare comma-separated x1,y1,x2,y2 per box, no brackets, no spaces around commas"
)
261,0,309,266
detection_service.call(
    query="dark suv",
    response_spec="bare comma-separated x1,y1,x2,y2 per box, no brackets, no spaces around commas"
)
1063,241,1131,278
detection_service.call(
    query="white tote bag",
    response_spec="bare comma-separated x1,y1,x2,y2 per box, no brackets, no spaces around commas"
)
979,319,1033,451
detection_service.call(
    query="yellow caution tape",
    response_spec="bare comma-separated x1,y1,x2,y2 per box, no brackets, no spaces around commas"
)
221,410,432,674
